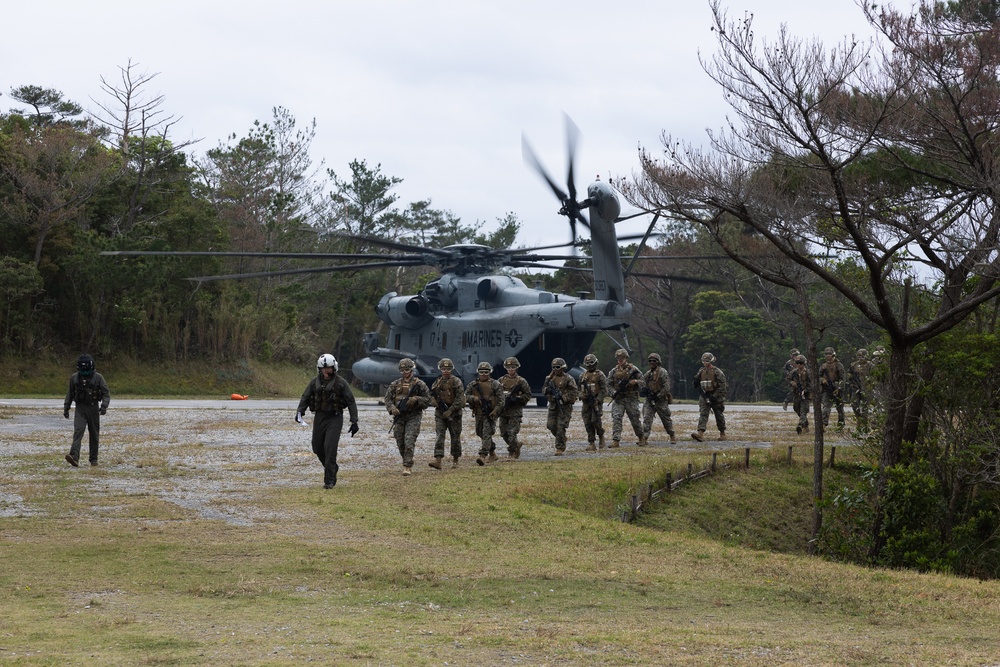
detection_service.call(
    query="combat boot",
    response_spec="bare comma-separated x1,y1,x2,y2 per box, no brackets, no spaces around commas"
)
451,456,460,468
638,436,648,447
599,435,606,449
610,439,620,448
669,433,677,444
488,452,499,463
428,457,443,470
783,400,789,411
691,430,705,442
586,441,597,451
402,466,412,476
719,431,726,441
476,455,486,466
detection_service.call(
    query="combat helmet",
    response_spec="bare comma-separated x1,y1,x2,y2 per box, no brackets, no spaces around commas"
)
823,347,836,357
615,348,629,359
477,361,493,374
317,353,338,373
398,358,416,372
790,348,800,356
648,353,661,364
701,352,715,364
583,353,598,369
437,358,455,371
795,354,807,364
551,357,567,369
77,354,95,377
856,348,869,358
503,356,520,369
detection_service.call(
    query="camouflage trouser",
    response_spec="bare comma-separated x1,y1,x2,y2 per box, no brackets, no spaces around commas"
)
581,404,605,442
793,394,810,429
392,412,423,467
851,391,868,426
611,397,643,442
642,398,674,439
697,396,726,433
546,404,574,450
497,413,523,455
821,390,845,427
434,412,462,459
474,414,497,457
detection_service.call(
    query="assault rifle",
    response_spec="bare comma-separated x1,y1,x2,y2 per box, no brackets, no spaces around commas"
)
503,383,524,410
582,381,602,412
430,384,446,414
544,378,563,407
472,381,493,417
611,370,635,401
820,364,842,399
695,372,720,407
389,381,417,433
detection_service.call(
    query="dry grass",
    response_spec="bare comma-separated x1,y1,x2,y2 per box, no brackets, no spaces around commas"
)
0,401,997,665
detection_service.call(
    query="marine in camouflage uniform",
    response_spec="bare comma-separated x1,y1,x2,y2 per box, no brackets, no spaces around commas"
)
642,352,676,444
781,348,800,410
819,347,846,429
429,358,464,469
578,354,608,450
497,357,532,459
607,348,645,447
466,362,505,465
63,354,111,467
384,358,432,475
849,348,873,428
296,354,359,488
786,354,810,434
544,358,578,454
692,352,727,441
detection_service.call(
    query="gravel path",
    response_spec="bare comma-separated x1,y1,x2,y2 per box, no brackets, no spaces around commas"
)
1,398,794,524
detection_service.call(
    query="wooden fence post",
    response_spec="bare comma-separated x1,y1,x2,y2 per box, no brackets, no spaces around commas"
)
687,463,693,479
787,445,793,465
712,452,718,472
666,471,672,492
829,445,836,468
744,447,751,469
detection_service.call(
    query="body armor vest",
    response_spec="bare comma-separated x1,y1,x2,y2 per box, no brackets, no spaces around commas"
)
75,378,102,405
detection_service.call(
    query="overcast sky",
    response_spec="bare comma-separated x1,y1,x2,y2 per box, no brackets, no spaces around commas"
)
3,0,875,249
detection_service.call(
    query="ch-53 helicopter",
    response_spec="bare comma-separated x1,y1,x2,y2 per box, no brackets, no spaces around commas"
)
103,118,713,399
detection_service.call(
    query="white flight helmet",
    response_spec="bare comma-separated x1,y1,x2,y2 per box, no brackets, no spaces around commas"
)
317,353,338,373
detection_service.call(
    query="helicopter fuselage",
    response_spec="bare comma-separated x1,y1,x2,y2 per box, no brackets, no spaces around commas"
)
352,272,632,390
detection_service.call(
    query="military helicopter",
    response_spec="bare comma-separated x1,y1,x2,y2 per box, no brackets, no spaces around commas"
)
103,118,713,398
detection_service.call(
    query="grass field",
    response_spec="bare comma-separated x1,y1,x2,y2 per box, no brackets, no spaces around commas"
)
1,398,999,666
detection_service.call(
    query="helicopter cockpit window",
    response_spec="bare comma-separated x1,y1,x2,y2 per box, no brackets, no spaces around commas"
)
539,292,553,304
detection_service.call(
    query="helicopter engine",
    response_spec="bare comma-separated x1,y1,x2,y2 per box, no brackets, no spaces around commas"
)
375,292,433,328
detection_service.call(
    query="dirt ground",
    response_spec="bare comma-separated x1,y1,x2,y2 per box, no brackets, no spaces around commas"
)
1,398,790,524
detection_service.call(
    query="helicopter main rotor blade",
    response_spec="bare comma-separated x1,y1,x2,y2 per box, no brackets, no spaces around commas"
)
101,250,416,260
626,271,721,285
186,260,428,282
625,255,731,261
512,262,718,285
331,233,454,257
